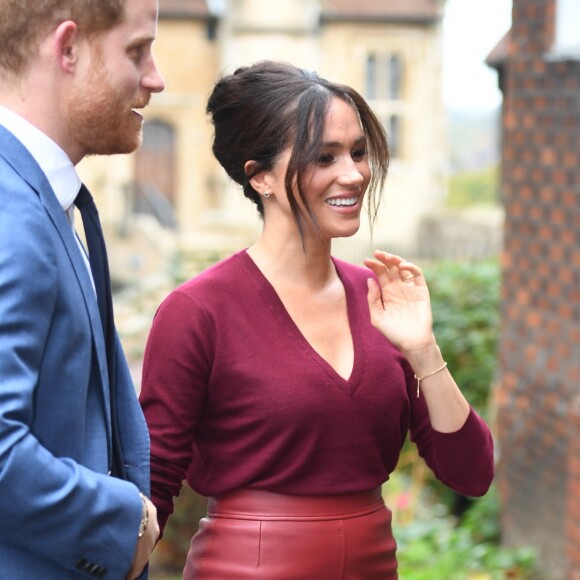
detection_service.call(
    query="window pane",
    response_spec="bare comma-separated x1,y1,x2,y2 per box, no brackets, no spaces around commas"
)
388,115,401,158
389,54,402,99
366,54,377,99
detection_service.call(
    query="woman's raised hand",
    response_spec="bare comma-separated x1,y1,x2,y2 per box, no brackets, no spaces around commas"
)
364,250,436,355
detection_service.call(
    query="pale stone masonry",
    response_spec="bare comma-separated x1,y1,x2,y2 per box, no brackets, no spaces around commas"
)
78,0,447,264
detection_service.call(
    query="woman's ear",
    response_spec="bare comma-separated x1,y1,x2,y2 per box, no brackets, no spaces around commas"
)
245,160,273,196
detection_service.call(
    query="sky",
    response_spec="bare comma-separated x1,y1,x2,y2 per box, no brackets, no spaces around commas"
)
442,0,513,113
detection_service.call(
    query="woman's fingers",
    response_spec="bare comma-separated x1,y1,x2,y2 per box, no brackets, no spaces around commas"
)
398,262,422,283
363,257,390,281
365,251,423,285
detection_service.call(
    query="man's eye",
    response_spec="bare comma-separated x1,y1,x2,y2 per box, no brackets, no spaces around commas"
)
131,46,145,62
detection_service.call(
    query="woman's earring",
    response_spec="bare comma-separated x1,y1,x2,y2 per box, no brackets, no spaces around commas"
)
263,191,271,198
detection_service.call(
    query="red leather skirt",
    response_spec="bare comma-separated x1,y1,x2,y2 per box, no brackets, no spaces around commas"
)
183,488,398,579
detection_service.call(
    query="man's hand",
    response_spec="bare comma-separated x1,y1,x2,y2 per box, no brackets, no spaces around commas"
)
126,495,159,580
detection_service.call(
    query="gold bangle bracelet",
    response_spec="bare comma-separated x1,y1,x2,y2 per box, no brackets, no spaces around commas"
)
414,361,448,398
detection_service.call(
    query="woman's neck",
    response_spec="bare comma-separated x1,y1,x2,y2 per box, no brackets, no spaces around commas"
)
247,230,336,291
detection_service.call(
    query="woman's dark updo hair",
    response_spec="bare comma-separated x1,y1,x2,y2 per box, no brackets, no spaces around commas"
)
206,60,389,237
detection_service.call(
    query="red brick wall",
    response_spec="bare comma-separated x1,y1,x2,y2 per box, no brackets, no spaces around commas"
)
568,395,580,579
497,0,580,577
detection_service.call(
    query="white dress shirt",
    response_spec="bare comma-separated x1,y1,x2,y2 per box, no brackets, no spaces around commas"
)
0,105,93,280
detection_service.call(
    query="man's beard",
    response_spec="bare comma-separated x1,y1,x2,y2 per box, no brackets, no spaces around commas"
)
66,65,150,156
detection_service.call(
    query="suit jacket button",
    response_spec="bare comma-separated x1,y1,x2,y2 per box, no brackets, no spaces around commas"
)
76,558,90,571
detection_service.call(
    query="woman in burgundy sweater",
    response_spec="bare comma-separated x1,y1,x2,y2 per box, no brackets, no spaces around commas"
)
140,61,494,579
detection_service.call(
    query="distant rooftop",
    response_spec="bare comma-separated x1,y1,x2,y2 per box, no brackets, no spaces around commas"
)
159,0,210,18
486,30,511,69
158,0,443,23
321,0,443,23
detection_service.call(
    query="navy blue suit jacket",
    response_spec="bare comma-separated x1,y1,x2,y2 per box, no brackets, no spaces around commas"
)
0,126,150,578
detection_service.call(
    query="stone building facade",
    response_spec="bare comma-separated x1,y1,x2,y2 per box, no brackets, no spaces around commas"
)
78,0,447,268
487,0,580,577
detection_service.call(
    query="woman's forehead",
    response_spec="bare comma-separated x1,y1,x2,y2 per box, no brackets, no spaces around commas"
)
321,98,365,138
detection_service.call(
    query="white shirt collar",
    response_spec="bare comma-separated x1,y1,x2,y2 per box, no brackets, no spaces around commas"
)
0,105,81,214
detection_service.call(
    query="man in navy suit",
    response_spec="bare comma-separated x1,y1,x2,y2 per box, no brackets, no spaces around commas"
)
0,0,165,577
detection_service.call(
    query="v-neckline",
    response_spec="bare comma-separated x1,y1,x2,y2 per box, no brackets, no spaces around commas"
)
241,250,361,393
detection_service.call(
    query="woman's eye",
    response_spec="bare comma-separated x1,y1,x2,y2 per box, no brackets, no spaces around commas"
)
352,149,368,161
318,154,334,165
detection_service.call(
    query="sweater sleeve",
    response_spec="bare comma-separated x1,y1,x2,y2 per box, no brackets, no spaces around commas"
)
140,290,214,532
407,365,495,497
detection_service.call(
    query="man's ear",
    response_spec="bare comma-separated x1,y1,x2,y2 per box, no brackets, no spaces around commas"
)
244,160,274,196
53,21,80,73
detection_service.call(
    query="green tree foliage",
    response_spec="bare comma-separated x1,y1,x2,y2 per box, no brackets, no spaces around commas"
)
423,258,500,419
396,258,501,522
396,485,539,579
448,165,500,208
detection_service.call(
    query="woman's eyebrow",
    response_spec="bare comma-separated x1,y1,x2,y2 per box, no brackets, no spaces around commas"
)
321,135,367,148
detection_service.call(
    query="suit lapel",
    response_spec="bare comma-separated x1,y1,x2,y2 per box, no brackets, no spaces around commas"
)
0,126,113,439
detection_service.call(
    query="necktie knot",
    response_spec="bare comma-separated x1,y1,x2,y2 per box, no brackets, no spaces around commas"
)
74,184,94,210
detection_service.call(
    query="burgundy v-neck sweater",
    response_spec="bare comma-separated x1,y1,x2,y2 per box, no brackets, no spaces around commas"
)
140,250,494,531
